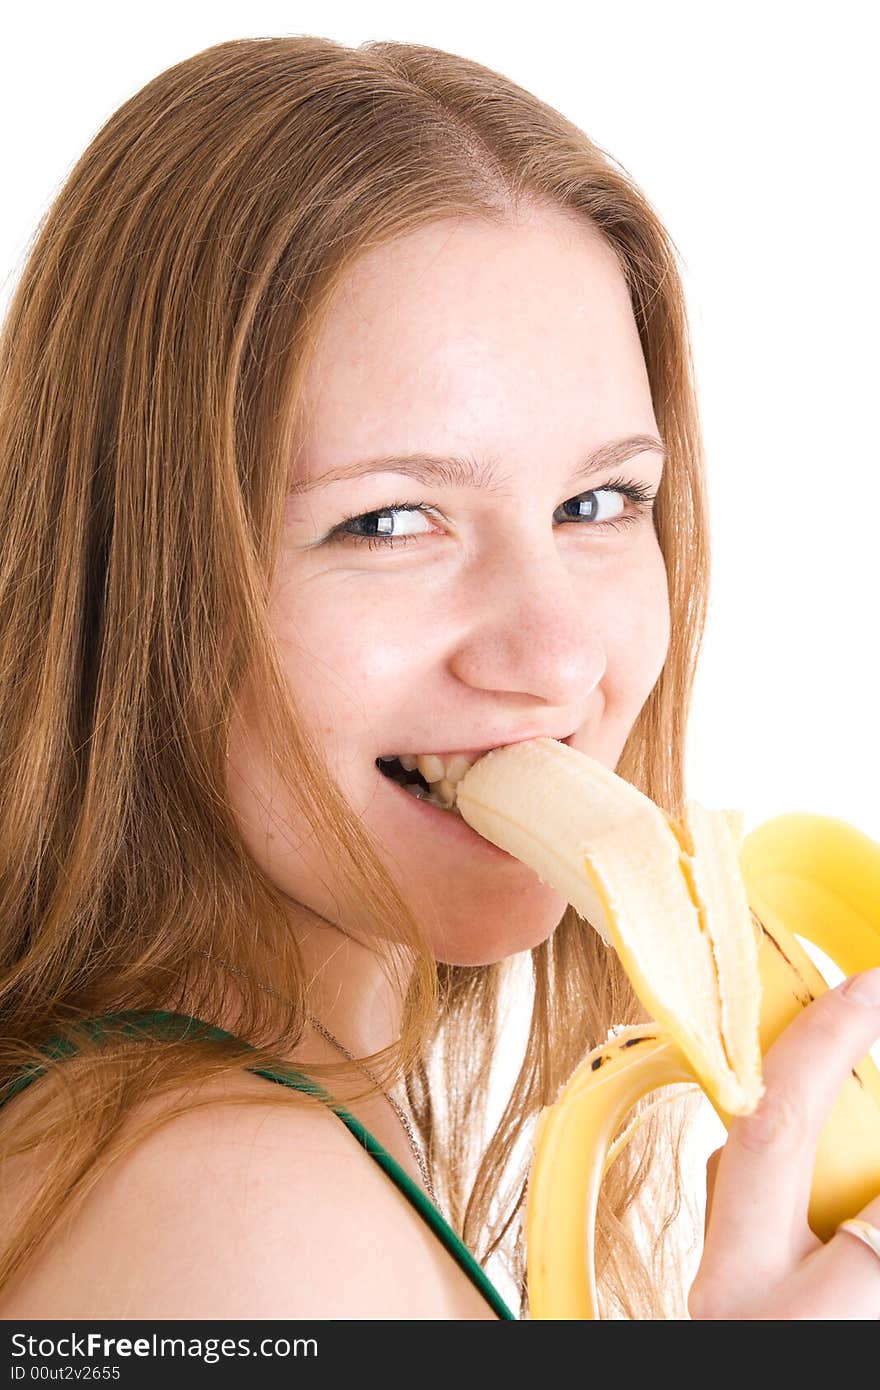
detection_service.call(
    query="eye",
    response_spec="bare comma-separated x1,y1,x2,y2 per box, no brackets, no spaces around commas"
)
329,501,439,549
324,476,658,551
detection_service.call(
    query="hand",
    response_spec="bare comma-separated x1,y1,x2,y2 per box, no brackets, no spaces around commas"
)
690,969,880,1319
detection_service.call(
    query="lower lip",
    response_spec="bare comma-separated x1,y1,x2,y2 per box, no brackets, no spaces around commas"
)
376,768,518,861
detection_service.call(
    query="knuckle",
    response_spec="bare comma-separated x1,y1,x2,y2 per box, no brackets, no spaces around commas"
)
807,993,846,1041
734,1084,806,1156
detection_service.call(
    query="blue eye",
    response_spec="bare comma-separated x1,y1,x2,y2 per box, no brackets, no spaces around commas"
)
326,475,658,551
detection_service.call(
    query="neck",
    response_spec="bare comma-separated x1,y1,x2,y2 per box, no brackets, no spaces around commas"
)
294,914,410,1063
191,908,413,1068
189,915,437,1203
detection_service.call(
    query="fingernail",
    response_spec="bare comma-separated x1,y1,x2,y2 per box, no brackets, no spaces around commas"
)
840,967,880,1007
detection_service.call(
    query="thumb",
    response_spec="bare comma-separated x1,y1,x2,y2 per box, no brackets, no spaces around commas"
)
704,1147,723,1240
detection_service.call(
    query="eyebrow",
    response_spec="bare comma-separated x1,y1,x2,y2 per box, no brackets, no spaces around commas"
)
289,433,666,497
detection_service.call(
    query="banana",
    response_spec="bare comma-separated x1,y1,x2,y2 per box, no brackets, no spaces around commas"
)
453,739,880,1319
456,738,765,1116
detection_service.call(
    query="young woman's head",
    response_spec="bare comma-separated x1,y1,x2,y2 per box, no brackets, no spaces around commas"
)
0,36,709,1316
228,207,671,974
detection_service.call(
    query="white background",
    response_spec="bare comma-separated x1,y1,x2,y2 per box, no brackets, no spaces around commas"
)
3,0,878,1311
4,0,877,840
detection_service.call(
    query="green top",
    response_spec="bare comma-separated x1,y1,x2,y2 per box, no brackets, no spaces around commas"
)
5,1009,517,1321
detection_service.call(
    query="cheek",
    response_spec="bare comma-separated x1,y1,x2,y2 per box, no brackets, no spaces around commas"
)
575,544,669,769
635,542,671,672
603,542,671,700
269,540,671,745
271,581,422,745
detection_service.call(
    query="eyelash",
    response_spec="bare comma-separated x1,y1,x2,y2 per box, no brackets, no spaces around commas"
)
326,475,658,551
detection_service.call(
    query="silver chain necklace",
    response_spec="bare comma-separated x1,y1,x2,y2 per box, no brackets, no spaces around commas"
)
194,949,440,1210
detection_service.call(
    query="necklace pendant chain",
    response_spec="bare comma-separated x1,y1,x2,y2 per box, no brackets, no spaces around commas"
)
306,1013,441,1211
194,950,441,1211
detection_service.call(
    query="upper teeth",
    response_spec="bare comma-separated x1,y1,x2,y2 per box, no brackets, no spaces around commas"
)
389,751,483,808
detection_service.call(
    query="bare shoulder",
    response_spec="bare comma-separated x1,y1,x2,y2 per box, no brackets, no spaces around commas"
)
0,1070,451,1319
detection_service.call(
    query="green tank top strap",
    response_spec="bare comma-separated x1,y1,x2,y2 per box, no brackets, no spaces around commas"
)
7,1009,517,1321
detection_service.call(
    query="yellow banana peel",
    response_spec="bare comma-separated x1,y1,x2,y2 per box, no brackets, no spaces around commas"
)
453,738,880,1320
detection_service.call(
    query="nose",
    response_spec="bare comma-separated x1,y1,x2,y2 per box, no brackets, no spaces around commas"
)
447,538,606,705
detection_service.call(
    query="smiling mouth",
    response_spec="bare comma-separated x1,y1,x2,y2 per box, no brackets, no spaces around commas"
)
375,737,574,813
376,755,463,813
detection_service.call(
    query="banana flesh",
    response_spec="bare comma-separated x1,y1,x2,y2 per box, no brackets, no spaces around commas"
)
453,741,880,1319
455,738,764,1116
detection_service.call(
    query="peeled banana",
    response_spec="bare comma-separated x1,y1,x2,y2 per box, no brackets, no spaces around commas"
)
453,738,880,1320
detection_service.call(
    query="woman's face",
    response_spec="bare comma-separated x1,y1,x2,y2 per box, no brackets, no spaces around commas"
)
227,206,670,966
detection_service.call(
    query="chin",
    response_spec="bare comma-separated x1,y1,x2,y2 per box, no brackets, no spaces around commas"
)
428,884,571,966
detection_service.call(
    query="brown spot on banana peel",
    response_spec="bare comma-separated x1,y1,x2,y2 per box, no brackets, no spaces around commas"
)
590,1035,657,1071
751,909,863,1089
752,908,815,1008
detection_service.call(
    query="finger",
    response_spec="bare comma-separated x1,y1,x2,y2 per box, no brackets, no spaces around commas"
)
785,1191,880,1319
702,969,880,1281
704,1147,722,1241
811,1189,878,1317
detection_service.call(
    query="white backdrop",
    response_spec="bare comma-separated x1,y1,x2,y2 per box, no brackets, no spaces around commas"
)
3,0,877,1314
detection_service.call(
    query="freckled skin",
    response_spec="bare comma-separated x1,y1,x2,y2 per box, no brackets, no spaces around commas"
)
225,206,671,1052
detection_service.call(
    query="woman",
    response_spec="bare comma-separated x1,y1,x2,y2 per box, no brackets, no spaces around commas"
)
0,35,878,1321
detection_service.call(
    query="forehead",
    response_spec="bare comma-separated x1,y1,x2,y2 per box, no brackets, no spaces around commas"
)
297,208,655,460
